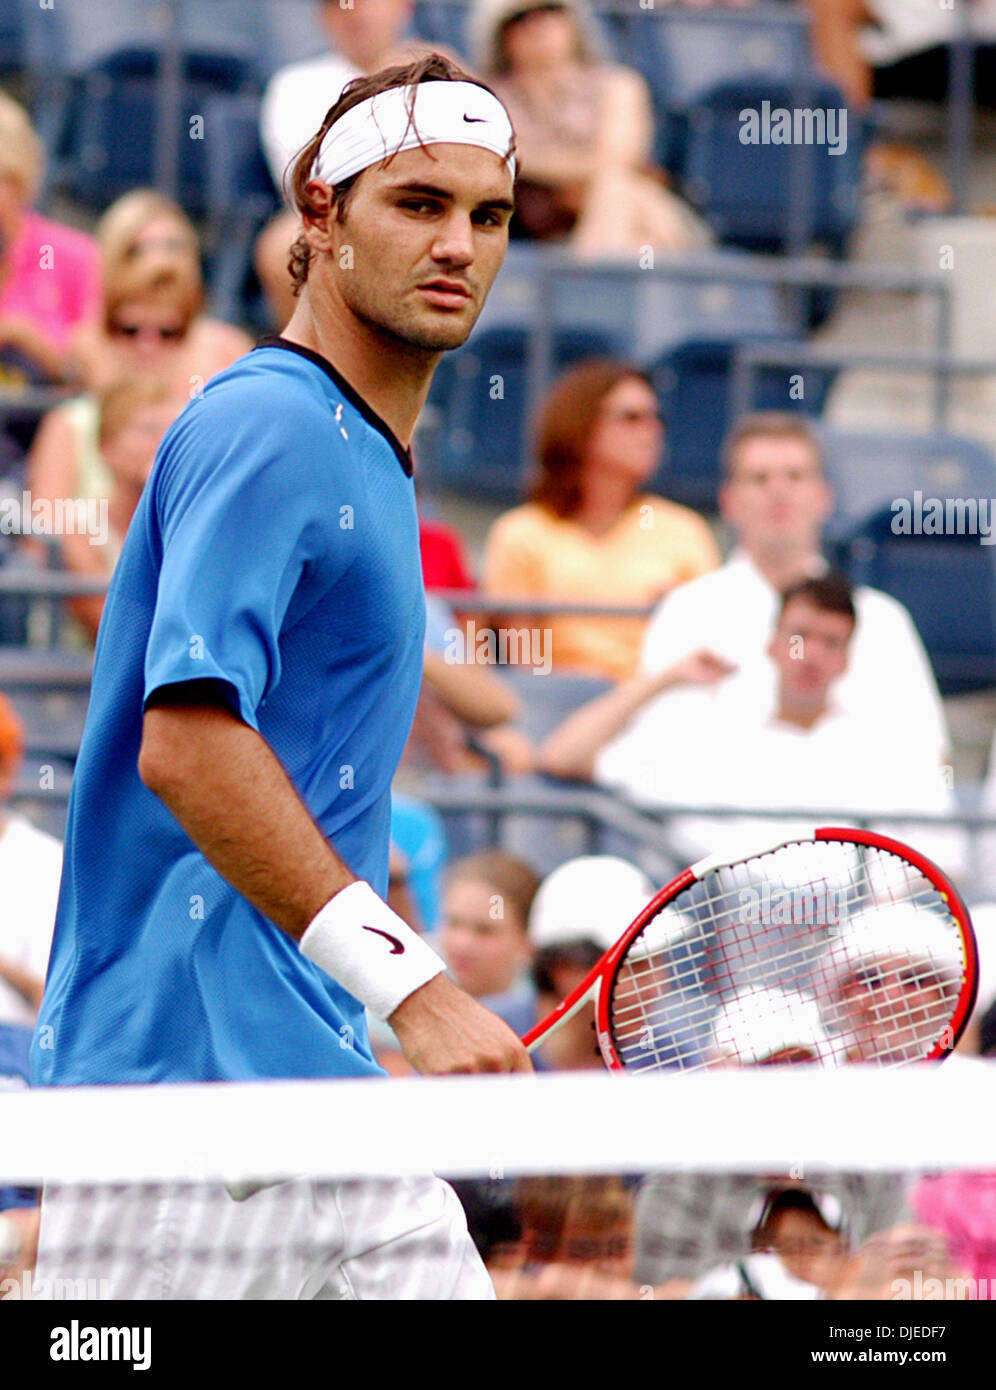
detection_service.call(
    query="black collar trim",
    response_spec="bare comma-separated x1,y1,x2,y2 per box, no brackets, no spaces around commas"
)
254,334,414,478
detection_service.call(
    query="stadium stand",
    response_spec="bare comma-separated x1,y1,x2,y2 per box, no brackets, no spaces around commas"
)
819,429,996,541
683,77,864,257
842,504,996,697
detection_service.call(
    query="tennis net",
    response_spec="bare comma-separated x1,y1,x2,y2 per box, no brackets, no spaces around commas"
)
2,1065,994,1302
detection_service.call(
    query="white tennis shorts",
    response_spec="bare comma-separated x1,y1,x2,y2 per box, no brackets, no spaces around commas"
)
32,1174,494,1300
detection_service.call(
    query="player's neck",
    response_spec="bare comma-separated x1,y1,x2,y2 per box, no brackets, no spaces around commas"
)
282,295,438,450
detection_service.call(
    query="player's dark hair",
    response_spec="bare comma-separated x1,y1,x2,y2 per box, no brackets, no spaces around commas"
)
286,53,514,296
779,574,856,625
529,359,657,519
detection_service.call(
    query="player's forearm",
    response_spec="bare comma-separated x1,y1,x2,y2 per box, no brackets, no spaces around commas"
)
139,705,353,938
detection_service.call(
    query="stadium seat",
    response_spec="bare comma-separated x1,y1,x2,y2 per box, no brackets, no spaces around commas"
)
683,78,863,256
546,255,793,363
819,430,996,542
648,336,835,511
841,504,996,696
202,94,281,328
52,44,262,213
255,0,327,74
498,670,614,745
427,323,624,501
616,5,814,172
410,1,471,59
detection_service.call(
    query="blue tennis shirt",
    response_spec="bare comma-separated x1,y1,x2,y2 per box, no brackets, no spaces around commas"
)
31,338,426,1085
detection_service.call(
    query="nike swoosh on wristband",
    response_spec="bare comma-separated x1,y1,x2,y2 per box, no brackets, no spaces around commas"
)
362,925,406,954
463,114,487,123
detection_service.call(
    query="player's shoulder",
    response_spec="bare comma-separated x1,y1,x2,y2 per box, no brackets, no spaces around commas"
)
187,343,345,429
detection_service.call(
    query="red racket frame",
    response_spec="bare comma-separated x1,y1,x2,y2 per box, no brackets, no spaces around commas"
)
521,827,980,1070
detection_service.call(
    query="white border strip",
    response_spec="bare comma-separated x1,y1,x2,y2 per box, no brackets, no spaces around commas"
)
2,1064,995,1184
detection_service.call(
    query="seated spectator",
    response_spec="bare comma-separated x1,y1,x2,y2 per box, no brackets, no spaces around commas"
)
0,1021,41,1294
71,190,252,395
483,361,720,681
819,904,968,1065
256,0,460,326
633,413,949,765
405,593,535,775
527,855,655,1070
0,91,101,386
542,576,961,872
489,1175,656,1300
909,1171,996,1291
805,0,996,212
832,1221,965,1300
471,0,711,257
0,695,62,1028
709,988,836,1069
437,850,540,1034
26,236,242,585
805,0,996,112
54,378,185,642
419,513,476,596
689,1187,851,1300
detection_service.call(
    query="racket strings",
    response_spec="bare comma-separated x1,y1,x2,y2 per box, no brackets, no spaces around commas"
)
607,840,970,1073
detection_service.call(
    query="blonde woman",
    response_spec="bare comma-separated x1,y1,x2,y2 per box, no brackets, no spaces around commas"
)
70,190,251,393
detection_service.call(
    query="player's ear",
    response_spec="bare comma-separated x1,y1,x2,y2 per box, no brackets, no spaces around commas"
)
301,179,338,249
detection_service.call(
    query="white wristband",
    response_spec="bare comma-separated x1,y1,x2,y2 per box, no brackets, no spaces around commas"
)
299,881,446,1022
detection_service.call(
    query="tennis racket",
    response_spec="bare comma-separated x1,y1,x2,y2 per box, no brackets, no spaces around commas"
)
522,827,979,1071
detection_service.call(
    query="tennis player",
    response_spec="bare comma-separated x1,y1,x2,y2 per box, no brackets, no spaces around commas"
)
31,54,529,1299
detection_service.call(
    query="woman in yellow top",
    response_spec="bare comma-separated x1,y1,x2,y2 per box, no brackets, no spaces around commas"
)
483,360,721,680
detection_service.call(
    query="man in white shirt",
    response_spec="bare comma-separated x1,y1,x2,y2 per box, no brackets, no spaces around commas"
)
639,412,950,767
256,0,460,323
540,575,959,871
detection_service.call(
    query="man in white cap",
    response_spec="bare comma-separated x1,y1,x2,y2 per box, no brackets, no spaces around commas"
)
819,904,967,1064
32,54,526,1300
528,855,654,1069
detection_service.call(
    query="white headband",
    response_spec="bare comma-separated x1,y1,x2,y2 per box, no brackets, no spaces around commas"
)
313,80,516,186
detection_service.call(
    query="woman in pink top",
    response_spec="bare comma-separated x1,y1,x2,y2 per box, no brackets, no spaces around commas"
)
0,91,101,383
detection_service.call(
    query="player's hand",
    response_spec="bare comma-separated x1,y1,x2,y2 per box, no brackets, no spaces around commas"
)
389,973,533,1074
